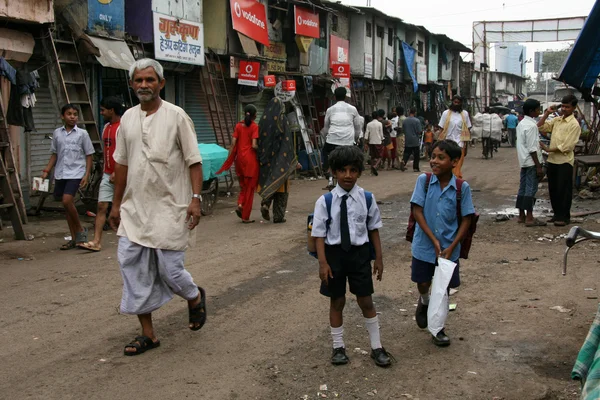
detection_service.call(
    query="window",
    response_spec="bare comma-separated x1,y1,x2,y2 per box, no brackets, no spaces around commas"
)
417,40,424,57
331,15,338,33
431,44,437,54
366,22,372,38
498,74,503,82
388,27,393,46
376,25,384,38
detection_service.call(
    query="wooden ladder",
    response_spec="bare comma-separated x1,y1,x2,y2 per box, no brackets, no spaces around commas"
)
200,50,235,190
45,28,100,143
368,80,378,112
349,77,363,114
0,89,27,239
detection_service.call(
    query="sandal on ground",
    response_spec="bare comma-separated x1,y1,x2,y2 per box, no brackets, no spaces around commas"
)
235,207,243,219
554,220,568,227
526,219,547,227
242,220,255,224
123,335,160,356
78,241,102,252
60,240,77,250
189,287,207,331
261,205,270,221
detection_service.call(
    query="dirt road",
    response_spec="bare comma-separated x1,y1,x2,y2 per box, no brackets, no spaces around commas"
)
2,146,600,400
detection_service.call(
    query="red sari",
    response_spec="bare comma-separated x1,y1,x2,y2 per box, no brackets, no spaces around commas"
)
233,121,259,220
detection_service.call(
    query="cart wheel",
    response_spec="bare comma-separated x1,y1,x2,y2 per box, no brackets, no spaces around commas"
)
201,178,218,216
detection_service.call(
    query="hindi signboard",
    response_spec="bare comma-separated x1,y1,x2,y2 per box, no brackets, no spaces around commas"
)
153,12,204,66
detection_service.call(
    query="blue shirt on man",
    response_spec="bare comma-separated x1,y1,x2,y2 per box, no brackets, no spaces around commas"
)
410,173,476,263
505,114,518,129
50,126,95,179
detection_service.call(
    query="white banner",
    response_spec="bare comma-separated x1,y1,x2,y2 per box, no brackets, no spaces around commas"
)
153,12,205,66
385,58,394,80
417,63,427,85
364,53,373,78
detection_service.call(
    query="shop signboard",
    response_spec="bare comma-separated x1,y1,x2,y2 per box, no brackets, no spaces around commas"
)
332,63,350,78
294,6,320,39
238,60,260,86
264,42,286,73
364,53,373,78
385,58,394,80
88,0,125,38
153,12,204,65
329,35,349,69
417,62,427,84
230,0,269,46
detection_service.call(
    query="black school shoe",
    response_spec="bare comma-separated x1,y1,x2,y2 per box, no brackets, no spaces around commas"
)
432,329,451,347
331,347,349,365
415,297,428,329
371,347,392,367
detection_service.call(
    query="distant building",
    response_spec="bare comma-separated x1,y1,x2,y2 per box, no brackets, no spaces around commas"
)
495,43,526,76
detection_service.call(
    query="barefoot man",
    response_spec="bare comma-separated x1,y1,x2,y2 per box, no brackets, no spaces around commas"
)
109,58,207,356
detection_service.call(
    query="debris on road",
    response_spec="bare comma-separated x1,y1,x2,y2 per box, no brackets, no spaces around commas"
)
550,306,571,313
495,214,510,222
319,384,328,391
524,257,539,262
449,288,459,295
449,304,457,311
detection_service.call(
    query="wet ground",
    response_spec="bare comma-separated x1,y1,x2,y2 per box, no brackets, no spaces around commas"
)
2,146,600,399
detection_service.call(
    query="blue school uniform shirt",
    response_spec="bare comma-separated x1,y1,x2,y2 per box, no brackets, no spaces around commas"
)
410,173,476,263
505,114,518,129
50,126,95,179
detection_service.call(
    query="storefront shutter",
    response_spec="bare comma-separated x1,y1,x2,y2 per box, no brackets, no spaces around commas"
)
185,73,217,144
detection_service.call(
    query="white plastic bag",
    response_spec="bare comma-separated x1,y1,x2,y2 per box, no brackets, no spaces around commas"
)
428,258,458,336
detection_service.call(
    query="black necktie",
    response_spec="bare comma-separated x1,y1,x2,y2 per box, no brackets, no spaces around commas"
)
340,195,351,252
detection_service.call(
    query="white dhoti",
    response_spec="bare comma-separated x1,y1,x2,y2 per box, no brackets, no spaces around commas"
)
118,236,199,315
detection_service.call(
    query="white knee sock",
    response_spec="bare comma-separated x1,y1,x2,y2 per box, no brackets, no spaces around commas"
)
331,325,344,349
364,316,382,349
421,293,430,305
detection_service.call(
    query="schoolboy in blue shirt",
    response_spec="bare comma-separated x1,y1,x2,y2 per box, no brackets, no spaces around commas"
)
410,140,475,346
311,146,392,367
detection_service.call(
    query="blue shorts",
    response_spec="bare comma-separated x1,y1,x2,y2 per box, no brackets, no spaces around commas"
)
53,178,81,200
411,257,461,288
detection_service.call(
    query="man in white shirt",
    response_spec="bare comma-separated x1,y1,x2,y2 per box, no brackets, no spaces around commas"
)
516,99,546,227
321,87,362,188
365,111,384,176
438,95,472,178
109,59,207,356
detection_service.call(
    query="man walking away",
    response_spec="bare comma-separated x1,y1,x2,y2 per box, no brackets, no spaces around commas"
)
516,99,546,227
321,87,362,189
365,111,384,176
438,96,472,179
537,95,581,227
109,58,207,356
505,110,519,147
401,108,423,172
396,106,406,166
80,96,123,251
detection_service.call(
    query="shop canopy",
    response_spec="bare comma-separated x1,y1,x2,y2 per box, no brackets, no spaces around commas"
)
87,36,136,71
557,1,600,91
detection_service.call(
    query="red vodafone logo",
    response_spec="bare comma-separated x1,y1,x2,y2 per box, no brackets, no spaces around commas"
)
294,5,319,39
230,0,269,46
245,64,253,74
332,63,350,78
234,2,242,17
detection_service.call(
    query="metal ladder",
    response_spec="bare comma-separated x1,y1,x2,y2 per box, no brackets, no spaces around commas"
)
200,50,235,190
290,95,322,178
0,89,26,239
349,77,363,114
302,76,321,135
44,28,100,143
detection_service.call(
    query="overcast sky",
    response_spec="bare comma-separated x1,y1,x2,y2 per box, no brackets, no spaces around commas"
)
340,0,596,75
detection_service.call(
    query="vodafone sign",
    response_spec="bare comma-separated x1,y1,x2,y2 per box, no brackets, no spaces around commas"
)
294,6,319,39
230,0,269,46
238,60,260,87
332,63,350,78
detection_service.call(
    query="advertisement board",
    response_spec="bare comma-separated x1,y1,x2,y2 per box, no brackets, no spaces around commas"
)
294,6,320,39
230,0,269,46
238,60,260,86
154,12,204,65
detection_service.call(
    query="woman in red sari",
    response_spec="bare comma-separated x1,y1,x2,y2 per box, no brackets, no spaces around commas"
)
223,105,259,223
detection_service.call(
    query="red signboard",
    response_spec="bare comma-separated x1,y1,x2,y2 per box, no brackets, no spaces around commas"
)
332,63,350,78
230,0,270,46
294,6,320,39
264,75,276,87
238,60,260,86
329,35,349,69
282,80,296,91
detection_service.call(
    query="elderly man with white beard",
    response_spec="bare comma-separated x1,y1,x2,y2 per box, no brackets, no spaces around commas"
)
109,58,207,356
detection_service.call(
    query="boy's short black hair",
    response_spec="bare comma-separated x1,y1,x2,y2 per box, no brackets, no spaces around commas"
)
396,106,404,115
100,96,125,116
409,107,417,115
329,145,365,173
61,103,79,115
432,139,462,160
371,111,378,119
523,99,541,116
334,87,347,101
377,109,386,118
561,94,578,107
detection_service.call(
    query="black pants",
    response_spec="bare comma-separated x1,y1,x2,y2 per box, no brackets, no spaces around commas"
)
482,137,494,159
322,143,340,179
403,146,420,171
547,162,573,222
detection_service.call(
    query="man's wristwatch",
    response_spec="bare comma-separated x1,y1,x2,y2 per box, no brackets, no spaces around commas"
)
192,193,202,201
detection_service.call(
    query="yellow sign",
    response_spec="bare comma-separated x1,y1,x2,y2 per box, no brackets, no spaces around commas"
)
295,36,313,53
264,42,286,73
97,0,113,4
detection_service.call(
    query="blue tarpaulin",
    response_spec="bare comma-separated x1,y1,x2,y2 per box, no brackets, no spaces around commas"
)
558,1,599,91
402,42,419,93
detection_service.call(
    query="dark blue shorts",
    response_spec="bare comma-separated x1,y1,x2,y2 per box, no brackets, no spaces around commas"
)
411,257,461,288
320,244,374,299
54,179,81,200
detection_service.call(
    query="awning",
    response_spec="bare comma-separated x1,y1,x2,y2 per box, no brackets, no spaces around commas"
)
557,1,600,91
0,28,34,63
87,36,136,71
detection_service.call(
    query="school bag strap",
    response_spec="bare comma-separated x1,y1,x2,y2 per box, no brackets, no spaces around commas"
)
405,173,432,242
325,190,373,232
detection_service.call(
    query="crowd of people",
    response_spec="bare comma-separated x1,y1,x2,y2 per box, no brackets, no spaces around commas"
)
38,56,586,365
